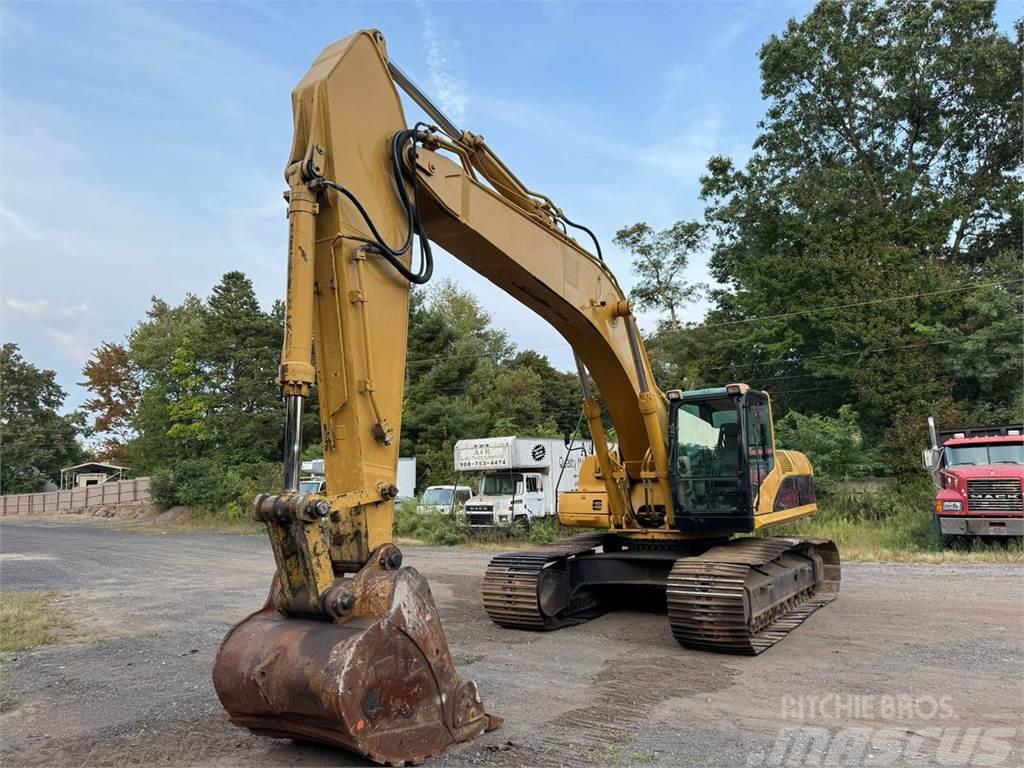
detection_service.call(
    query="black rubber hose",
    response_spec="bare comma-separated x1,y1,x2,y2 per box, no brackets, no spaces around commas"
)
560,215,603,262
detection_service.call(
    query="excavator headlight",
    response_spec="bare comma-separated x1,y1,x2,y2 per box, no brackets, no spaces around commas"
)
666,389,683,401
726,384,742,396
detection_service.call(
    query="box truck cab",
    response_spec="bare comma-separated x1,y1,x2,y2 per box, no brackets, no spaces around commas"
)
454,436,590,528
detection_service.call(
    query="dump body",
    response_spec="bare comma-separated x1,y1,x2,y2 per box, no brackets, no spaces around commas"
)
455,436,590,528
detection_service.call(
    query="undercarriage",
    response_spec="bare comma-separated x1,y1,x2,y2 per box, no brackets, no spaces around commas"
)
483,534,840,654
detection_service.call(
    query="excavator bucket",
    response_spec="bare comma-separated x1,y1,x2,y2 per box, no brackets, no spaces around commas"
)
213,558,500,766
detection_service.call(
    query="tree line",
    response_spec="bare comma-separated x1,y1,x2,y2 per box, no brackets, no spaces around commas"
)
3,1,1020,504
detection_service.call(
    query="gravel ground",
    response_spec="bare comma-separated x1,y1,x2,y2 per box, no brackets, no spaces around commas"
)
1,516,1022,767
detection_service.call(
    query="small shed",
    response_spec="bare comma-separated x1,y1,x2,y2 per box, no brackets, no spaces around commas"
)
60,462,129,490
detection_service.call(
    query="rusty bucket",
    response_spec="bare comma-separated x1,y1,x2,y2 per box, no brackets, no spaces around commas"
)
213,559,500,766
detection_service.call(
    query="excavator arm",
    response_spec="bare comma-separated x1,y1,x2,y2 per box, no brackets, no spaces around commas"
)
273,29,676,585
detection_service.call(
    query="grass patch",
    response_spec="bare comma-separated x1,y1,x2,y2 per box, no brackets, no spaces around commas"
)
394,500,469,546
0,663,15,712
769,478,1024,563
394,500,582,548
0,591,71,652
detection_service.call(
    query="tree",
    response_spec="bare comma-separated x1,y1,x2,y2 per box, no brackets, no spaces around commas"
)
1,343,83,493
125,275,293,511
80,342,140,462
775,405,878,494
614,221,704,329
695,1,1022,471
198,271,283,465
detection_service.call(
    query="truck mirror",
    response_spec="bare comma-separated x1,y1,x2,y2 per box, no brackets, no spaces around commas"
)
921,448,940,471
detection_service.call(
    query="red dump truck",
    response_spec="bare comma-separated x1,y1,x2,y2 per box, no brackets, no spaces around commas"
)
923,418,1024,544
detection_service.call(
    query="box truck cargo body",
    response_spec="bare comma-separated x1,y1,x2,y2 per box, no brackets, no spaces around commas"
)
454,436,591,528
298,457,417,500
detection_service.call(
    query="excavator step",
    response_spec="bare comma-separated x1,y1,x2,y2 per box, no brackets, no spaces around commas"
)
666,537,840,655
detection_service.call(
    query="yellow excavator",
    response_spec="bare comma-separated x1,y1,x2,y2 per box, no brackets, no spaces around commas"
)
212,29,840,767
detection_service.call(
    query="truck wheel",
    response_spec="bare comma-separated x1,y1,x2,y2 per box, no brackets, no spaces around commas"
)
933,516,956,549
513,515,531,532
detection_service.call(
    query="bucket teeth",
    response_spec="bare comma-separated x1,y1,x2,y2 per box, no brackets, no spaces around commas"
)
213,564,499,766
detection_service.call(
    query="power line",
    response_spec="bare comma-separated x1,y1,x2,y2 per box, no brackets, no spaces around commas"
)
398,278,1021,370
673,278,1023,331
410,329,1022,399
697,328,1023,377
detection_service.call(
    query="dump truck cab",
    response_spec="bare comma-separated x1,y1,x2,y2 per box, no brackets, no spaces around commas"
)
925,425,1024,541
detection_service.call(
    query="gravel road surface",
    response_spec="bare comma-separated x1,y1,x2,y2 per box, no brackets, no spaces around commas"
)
1,517,1021,767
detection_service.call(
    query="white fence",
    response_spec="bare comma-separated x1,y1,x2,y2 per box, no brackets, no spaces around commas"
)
1,477,152,516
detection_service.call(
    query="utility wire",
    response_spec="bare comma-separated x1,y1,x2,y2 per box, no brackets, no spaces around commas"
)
667,278,1022,331
399,278,1021,369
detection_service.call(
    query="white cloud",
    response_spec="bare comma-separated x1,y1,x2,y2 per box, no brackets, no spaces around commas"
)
417,1,468,127
5,297,50,319
0,205,46,241
46,327,92,365
60,302,90,316
637,106,724,182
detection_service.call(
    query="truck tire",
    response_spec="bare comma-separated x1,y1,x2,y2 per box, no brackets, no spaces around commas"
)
513,515,531,532
933,515,956,549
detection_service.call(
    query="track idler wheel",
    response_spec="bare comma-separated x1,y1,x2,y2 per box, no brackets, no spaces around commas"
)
213,556,500,766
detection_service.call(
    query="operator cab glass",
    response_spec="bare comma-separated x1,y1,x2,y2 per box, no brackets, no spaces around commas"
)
669,387,775,534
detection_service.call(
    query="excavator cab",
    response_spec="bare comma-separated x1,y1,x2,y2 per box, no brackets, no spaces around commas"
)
668,384,777,535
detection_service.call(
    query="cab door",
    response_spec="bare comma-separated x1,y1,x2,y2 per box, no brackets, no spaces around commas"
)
669,390,757,534
523,474,545,518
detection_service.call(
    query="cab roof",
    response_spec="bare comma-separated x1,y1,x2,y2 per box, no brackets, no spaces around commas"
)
945,434,1023,447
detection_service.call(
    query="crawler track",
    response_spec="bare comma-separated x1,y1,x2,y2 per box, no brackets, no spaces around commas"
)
481,534,608,629
666,537,840,655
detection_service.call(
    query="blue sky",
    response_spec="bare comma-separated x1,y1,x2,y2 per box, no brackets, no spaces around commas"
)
1,1,1018,409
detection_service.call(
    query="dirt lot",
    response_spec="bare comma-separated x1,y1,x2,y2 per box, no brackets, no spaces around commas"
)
1,517,1022,767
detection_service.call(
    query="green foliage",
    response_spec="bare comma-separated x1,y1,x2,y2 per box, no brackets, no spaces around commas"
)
91,273,301,514
0,343,84,493
775,477,940,556
680,0,1022,473
393,499,468,545
525,517,564,545
775,405,880,493
401,280,582,489
613,221,704,329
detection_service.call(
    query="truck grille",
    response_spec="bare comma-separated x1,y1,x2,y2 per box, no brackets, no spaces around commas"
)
468,513,494,526
967,479,1023,513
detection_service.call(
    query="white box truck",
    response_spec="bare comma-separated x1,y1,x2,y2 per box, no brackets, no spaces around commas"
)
299,457,417,500
454,436,591,528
